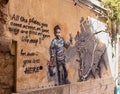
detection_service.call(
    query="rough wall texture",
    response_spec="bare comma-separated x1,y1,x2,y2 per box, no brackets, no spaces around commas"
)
0,52,15,94
0,0,11,51
7,0,103,92
0,0,114,93
0,0,15,94
12,77,115,94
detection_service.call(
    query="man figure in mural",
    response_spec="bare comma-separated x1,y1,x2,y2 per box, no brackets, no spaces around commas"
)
49,25,72,85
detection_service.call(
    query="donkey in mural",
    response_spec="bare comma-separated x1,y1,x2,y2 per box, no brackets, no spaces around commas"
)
76,17,108,81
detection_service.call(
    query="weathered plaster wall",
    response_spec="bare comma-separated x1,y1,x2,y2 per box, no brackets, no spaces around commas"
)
1,0,112,93
12,77,115,94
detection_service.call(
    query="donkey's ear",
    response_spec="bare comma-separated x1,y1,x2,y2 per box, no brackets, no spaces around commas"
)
80,17,84,23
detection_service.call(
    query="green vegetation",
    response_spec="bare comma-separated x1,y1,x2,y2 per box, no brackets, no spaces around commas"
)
103,0,120,24
102,0,120,44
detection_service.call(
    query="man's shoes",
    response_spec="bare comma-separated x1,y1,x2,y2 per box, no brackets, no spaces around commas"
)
54,84,58,86
65,80,71,84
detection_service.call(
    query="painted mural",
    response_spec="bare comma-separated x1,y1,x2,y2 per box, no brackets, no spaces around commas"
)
48,25,72,85
9,14,50,75
0,0,113,92
76,17,108,81
8,14,111,90
47,17,109,86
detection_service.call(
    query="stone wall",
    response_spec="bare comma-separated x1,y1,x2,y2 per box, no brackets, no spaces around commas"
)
0,0,114,93
0,0,15,94
0,52,15,94
7,0,103,92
